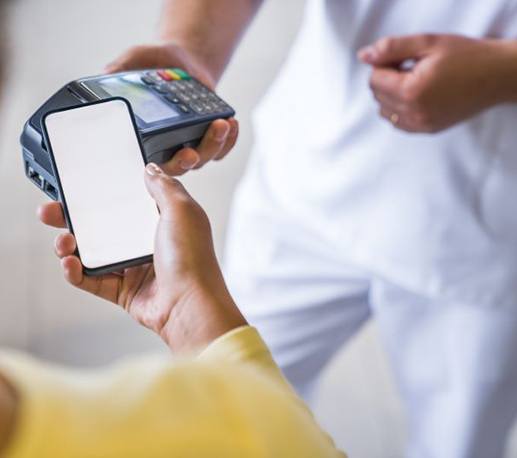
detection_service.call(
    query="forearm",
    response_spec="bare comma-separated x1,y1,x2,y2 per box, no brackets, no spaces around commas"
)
159,0,263,81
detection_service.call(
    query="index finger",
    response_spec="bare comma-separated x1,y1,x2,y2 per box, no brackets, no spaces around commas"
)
159,119,232,176
61,255,121,304
38,202,66,228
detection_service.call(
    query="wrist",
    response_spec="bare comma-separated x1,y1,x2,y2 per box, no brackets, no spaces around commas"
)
161,277,247,353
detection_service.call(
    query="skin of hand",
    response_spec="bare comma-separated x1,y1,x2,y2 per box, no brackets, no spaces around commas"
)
38,163,247,353
105,43,239,175
358,34,517,133
0,373,17,454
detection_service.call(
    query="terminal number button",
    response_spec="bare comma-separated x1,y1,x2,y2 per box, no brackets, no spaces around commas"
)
177,91,193,103
190,102,205,114
154,83,171,94
165,94,181,104
141,75,155,85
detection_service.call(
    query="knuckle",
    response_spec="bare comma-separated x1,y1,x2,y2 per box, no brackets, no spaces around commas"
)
156,174,179,194
160,174,182,189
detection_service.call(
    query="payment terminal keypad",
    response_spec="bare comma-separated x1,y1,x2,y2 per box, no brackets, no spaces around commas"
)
141,69,231,116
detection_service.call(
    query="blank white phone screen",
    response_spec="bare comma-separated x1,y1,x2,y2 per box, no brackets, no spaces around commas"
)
44,99,159,270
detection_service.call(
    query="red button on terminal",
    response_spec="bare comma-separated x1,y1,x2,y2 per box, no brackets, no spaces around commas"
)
157,70,173,81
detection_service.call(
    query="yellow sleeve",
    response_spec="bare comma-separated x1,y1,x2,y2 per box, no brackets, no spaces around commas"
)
0,326,345,458
199,325,289,385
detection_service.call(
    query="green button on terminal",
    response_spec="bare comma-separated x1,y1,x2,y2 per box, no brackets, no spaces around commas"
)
171,68,191,80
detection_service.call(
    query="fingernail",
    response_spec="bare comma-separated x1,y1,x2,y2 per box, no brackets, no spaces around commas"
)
145,162,163,176
214,125,230,142
180,158,197,170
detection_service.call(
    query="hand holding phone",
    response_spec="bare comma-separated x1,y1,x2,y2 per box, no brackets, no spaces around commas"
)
38,165,246,351
40,97,246,350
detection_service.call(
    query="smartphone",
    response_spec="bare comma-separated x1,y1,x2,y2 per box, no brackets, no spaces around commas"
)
42,97,160,276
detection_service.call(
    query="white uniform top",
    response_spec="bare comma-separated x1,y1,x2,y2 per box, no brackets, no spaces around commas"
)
250,0,517,307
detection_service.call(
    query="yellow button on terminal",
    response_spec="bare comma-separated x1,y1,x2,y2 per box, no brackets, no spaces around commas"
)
165,69,181,80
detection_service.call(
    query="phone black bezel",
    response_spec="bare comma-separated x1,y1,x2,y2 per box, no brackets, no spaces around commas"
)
41,96,155,276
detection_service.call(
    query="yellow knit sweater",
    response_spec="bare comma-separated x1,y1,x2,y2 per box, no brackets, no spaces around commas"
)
0,326,345,458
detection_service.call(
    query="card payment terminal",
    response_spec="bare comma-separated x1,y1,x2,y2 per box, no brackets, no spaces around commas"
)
21,68,235,200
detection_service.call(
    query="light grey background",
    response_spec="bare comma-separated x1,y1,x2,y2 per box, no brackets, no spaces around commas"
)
1,1,516,456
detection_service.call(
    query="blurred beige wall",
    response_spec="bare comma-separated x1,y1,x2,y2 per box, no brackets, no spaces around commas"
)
1,1,516,456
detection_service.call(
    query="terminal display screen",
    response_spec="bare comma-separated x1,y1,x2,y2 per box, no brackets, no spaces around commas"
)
97,75,179,124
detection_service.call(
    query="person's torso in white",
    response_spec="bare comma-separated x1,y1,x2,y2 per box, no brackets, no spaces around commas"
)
247,0,517,306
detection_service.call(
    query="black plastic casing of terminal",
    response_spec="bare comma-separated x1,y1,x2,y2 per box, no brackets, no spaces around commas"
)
20,70,235,200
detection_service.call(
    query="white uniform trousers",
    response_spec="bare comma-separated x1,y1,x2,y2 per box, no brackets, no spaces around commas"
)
224,168,517,458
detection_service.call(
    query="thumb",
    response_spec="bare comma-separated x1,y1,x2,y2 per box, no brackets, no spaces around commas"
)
358,34,435,66
144,163,191,219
